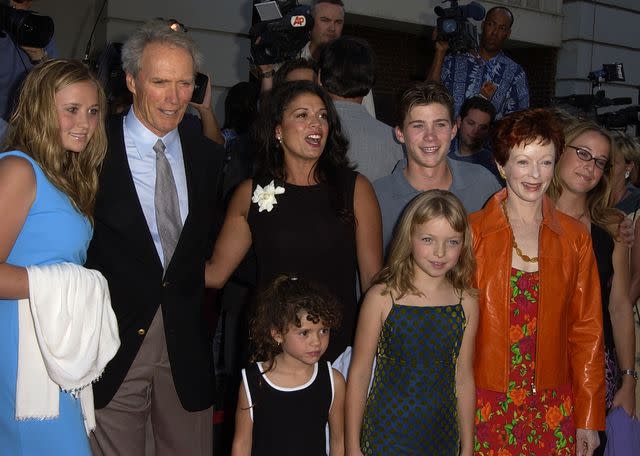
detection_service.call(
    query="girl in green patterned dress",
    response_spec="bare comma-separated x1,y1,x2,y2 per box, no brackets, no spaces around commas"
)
346,190,478,456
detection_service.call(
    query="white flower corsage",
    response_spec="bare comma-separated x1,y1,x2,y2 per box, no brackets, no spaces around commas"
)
252,180,285,212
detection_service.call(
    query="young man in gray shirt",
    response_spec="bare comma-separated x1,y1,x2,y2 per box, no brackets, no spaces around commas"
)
374,81,501,252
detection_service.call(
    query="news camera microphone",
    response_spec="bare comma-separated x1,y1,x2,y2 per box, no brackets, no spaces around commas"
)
434,1,484,20
81,0,107,65
461,1,486,21
611,97,632,106
619,105,640,117
552,94,595,109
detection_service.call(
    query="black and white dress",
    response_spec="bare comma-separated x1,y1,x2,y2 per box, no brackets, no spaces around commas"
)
242,361,335,456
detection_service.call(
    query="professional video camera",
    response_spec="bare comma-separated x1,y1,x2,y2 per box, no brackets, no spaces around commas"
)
0,4,53,48
552,63,639,131
434,0,485,54
250,0,314,65
598,105,640,130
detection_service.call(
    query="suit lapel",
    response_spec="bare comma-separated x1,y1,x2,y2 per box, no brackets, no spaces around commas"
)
105,116,163,271
180,125,198,222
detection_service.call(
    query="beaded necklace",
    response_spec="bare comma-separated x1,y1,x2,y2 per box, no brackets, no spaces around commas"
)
501,199,539,263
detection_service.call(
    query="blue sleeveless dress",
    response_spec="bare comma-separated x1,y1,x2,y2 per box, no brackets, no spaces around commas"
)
360,300,467,455
0,151,92,455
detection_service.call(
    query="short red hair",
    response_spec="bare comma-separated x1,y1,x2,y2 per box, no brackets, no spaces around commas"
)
492,108,565,166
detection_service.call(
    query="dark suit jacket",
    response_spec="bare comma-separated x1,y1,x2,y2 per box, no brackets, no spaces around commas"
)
86,114,224,411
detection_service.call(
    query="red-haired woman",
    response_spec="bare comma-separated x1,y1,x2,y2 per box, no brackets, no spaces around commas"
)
471,109,605,456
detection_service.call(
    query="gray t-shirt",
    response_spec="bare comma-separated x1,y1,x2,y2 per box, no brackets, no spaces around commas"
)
373,157,502,253
334,100,404,183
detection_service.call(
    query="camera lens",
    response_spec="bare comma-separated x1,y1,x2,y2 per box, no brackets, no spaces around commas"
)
442,19,458,34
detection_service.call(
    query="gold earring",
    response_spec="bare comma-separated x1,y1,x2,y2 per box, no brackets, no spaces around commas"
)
498,167,506,180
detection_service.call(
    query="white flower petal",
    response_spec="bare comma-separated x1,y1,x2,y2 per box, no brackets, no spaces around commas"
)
252,180,285,213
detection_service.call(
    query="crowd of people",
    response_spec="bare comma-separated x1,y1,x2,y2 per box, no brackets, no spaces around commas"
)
0,0,639,455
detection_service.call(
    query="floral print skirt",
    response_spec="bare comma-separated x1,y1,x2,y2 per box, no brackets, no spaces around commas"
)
474,269,576,456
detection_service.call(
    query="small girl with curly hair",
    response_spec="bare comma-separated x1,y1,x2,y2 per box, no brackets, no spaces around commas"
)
231,275,345,456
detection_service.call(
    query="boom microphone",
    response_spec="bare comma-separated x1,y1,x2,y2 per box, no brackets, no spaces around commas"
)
461,1,486,21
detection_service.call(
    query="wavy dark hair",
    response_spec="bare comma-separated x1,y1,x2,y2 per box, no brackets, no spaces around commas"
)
318,36,376,98
249,274,341,369
273,58,317,89
222,81,259,134
253,80,353,222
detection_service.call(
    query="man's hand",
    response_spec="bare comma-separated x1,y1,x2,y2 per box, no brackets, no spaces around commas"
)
431,28,449,55
189,73,212,112
20,45,46,64
576,428,599,456
618,217,634,247
426,28,448,82
189,74,225,145
612,377,637,418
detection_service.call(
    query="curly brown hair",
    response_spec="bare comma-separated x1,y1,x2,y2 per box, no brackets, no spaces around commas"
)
250,274,341,367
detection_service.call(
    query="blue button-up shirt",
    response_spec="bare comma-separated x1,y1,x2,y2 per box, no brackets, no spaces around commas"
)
441,50,529,120
124,109,189,267
0,34,58,120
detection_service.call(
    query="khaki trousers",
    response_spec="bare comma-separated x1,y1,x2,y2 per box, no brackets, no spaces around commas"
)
90,308,213,456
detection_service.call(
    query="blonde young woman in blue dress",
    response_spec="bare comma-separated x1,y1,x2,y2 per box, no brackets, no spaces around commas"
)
0,60,107,455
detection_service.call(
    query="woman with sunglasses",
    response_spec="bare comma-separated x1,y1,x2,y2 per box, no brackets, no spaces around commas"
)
549,121,636,453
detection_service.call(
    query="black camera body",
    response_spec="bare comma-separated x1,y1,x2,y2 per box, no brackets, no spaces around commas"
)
434,0,485,54
0,4,53,48
553,63,639,131
588,63,625,86
250,1,314,65
597,105,640,130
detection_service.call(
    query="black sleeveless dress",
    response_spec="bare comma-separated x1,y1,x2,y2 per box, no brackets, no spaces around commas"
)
247,171,358,361
591,223,616,408
242,361,334,456
591,223,617,456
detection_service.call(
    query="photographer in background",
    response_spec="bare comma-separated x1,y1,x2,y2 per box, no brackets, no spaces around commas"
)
318,36,403,182
426,5,529,120
0,0,57,120
257,0,376,116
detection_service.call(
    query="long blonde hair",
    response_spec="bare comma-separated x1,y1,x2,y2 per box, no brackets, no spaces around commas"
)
375,190,476,299
2,59,107,222
548,120,622,236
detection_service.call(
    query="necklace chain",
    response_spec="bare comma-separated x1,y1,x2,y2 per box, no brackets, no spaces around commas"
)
501,200,539,263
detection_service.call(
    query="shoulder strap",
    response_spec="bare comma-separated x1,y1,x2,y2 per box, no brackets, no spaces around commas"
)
326,361,336,412
240,367,255,422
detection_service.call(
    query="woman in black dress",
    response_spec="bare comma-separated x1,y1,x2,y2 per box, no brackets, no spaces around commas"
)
549,120,636,453
205,81,383,361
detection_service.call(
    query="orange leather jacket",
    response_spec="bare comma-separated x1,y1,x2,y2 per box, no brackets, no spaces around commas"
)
469,189,605,430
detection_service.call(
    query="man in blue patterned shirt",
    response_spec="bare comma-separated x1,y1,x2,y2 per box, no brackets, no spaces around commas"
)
427,6,529,120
